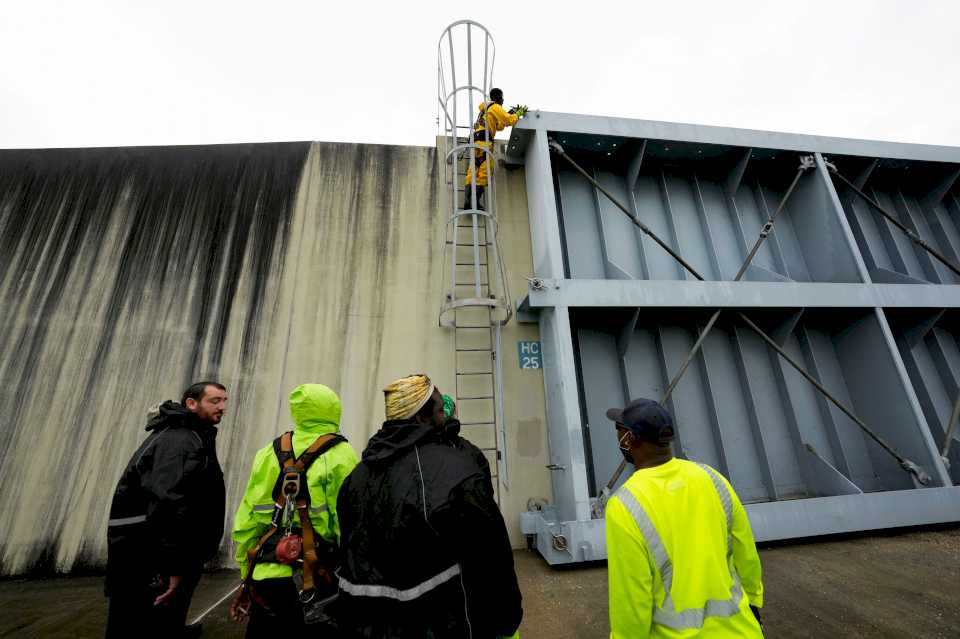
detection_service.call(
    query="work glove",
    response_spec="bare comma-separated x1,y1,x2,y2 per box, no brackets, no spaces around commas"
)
511,104,529,118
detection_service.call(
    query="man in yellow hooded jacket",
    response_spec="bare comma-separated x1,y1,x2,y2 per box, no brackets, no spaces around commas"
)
463,87,521,211
230,383,358,637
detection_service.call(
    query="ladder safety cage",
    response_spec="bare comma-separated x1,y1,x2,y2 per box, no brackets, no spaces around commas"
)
437,21,513,499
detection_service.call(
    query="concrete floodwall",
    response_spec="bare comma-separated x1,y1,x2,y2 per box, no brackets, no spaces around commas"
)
0,141,550,575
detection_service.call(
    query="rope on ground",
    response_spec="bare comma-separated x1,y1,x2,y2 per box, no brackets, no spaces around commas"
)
188,583,241,627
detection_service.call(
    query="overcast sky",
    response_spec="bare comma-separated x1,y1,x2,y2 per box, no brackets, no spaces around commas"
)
2,1,958,150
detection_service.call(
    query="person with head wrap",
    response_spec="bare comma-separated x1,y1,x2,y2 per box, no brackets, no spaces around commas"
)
334,374,523,639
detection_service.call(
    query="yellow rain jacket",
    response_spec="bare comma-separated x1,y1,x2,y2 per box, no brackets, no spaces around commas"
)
606,459,764,638
476,101,520,138
465,101,520,188
232,384,359,581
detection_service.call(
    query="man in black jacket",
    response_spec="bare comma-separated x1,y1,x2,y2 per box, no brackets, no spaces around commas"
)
335,373,523,638
105,381,228,639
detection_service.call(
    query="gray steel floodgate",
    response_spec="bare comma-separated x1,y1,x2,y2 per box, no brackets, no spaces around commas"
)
513,113,960,563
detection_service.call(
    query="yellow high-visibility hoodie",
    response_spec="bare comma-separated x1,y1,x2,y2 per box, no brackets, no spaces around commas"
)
606,458,764,638
474,101,520,138
232,384,359,581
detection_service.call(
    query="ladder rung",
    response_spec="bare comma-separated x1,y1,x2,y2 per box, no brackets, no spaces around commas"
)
456,371,494,376
458,395,495,400
456,348,493,352
460,421,495,426
479,447,499,452
446,241,493,246
455,325,492,329
456,262,488,266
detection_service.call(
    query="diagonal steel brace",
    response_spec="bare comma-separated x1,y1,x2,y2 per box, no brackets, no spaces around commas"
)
942,391,960,468
825,160,960,278
546,139,931,491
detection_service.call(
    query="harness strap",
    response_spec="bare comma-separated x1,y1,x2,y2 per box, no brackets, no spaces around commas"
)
288,432,337,597
246,432,343,595
244,524,279,595
473,101,491,131
298,500,320,594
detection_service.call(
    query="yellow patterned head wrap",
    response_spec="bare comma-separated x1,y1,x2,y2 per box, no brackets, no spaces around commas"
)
383,374,436,421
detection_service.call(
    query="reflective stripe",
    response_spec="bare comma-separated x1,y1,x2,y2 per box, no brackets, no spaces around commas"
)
253,500,327,514
614,463,744,631
616,488,672,589
108,515,147,527
339,564,461,602
254,503,326,514
696,463,733,551
657,577,743,630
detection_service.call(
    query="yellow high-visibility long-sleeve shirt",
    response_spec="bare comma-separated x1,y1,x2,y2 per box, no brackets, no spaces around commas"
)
474,101,519,138
606,458,764,638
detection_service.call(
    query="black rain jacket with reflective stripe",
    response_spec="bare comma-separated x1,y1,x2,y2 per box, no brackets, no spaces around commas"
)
334,418,522,639
105,401,225,593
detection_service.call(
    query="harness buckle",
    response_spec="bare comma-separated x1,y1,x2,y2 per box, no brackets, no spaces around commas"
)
282,469,302,498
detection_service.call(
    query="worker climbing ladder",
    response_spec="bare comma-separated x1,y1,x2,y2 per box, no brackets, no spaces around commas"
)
437,21,513,502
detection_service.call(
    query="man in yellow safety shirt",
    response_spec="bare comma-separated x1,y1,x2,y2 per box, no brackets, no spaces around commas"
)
605,398,764,638
463,87,522,211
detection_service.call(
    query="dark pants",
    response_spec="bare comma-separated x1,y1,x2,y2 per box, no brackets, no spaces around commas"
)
246,578,307,637
463,185,485,210
105,568,201,639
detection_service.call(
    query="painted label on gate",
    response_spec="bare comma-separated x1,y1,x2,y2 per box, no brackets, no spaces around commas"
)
518,341,542,369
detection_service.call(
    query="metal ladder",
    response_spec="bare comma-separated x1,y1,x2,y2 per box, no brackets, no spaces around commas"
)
438,21,512,502
451,218,507,502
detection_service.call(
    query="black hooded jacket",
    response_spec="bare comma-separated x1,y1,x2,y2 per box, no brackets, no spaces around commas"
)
105,401,225,592
335,418,522,639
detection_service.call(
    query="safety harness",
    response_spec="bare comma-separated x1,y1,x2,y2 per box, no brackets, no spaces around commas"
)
472,101,493,141
244,431,346,611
